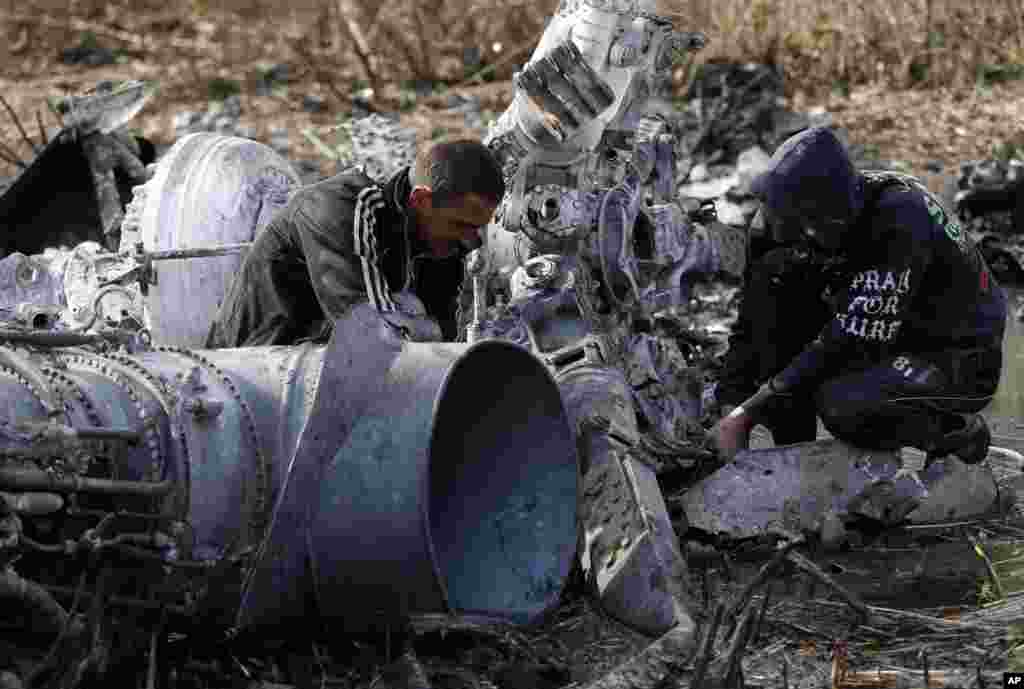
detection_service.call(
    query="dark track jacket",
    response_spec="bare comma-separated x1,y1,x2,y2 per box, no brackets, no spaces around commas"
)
205,166,473,348
717,127,1006,402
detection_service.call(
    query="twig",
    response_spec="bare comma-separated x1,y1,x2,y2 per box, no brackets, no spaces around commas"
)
819,600,1002,631
4,13,207,54
0,93,38,154
410,3,434,81
268,91,304,114
146,607,168,689
967,531,1006,602
691,602,724,687
35,110,48,146
970,642,1004,688
787,551,869,623
289,39,350,112
721,605,757,687
0,140,27,169
9,25,29,54
751,585,772,645
728,534,805,621
781,653,790,689
334,0,380,93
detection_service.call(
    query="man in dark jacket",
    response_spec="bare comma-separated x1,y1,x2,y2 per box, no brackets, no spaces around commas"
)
713,127,1006,464
206,139,505,348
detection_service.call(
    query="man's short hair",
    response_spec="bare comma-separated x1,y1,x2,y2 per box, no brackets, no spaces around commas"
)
411,138,505,207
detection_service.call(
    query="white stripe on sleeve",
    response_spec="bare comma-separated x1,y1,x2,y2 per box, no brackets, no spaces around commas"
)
353,186,395,313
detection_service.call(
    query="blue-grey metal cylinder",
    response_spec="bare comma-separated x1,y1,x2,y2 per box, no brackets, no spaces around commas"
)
0,309,579,634
310,338,579,628
237,306,579,633
131,133,301,348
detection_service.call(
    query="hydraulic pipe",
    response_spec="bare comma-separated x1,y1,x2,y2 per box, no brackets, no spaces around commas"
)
145,242,252,261
0,467,172,497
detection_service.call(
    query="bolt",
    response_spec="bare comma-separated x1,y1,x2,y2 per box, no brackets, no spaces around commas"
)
183,398,224,420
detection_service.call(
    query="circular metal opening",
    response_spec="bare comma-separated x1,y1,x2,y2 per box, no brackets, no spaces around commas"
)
429,341,578,624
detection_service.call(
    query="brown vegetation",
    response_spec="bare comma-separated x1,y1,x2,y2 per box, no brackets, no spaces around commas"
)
6,0,1023,94
0,0,1022,180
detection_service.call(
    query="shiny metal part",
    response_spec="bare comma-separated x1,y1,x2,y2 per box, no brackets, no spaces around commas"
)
477,0,711,638
59,80,157,137
121,132,301,347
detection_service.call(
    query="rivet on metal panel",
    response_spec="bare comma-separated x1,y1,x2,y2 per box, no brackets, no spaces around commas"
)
156,346,270,541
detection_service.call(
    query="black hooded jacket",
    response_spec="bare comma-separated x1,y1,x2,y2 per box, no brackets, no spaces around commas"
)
723,127,1007,397
205,166,472,348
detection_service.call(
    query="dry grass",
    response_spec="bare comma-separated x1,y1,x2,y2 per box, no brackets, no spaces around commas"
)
685,0,1024,93
0,0,1023,180
3,0,1023,97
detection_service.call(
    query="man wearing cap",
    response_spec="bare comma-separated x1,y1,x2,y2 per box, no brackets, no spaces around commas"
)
712,126,1006,465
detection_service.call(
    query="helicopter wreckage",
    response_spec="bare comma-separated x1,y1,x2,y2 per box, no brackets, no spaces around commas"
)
0,1,1018,687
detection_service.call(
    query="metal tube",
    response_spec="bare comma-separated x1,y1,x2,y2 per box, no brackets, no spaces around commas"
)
146,242,252,261
0,346,60,416
0,467,172,497
0,329,105,348
73,427,142,443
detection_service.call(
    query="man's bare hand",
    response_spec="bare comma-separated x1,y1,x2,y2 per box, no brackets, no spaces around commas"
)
710,408,755,462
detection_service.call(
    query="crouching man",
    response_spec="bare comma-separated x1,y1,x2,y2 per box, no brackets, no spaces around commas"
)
206,139,505,348
713,127,1006,464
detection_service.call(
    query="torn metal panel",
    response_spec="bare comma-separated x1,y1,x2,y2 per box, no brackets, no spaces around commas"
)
561,364,695,636
0,132,106,254
0,81,157,257
682,439,1002,540
58,80,156,137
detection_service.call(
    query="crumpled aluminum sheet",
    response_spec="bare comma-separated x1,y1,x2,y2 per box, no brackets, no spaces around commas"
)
683,439,1001,539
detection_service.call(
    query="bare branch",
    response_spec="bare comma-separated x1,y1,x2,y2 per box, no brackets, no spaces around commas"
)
335,0,380,92
0,94,38,154
35,111,48,147
727,533,805,621
10,25,29,55
0,139,28,169
410,3,434,81
690,602,724,687
788,551,869,623
289,39,350,111
0,146,28,169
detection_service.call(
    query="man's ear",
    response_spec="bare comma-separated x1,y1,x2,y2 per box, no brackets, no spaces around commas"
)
408,185,433,211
